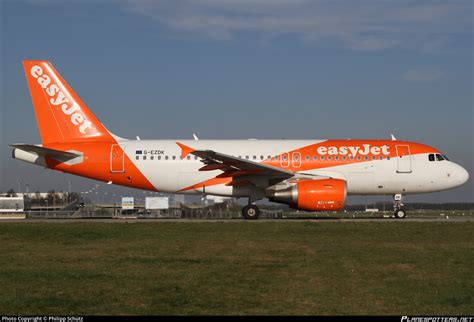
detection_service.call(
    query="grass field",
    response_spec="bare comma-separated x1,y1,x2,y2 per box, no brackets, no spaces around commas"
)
0,221,472,315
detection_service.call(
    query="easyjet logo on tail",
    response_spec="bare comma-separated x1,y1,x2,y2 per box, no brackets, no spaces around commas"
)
317,144,390,156
30,65,93,134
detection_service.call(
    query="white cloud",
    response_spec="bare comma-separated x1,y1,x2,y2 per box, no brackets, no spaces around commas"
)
124,0,471,50
402,69,445,82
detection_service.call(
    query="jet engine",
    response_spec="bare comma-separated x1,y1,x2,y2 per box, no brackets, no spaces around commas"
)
268,179,346,211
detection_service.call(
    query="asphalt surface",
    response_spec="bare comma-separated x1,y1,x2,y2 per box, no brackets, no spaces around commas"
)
0,217,472,223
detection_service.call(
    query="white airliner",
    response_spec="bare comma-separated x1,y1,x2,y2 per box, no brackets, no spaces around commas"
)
11,61,469,219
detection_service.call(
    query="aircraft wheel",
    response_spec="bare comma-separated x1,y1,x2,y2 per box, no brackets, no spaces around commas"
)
242,205,260,220
394,209,406,219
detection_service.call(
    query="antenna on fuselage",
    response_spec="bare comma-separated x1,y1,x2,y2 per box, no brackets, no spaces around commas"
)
391,134,397,141
193,133,199,140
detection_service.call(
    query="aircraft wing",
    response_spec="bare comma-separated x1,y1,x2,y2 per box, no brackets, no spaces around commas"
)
177,142,302,188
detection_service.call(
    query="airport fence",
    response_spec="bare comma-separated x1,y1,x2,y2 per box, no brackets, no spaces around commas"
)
22,208,284,219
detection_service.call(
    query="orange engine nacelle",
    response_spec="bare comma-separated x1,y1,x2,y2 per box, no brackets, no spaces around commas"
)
268,179,346,211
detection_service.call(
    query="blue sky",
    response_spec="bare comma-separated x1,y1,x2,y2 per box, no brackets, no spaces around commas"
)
0,0,472,203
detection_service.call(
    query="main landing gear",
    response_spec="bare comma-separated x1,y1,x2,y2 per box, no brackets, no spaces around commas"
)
393,194,406,219
242,204,260,220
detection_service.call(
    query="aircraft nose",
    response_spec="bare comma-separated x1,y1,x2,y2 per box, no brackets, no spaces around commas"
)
455,164,469,186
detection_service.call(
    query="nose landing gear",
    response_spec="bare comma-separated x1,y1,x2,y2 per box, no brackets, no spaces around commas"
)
393,194,406,219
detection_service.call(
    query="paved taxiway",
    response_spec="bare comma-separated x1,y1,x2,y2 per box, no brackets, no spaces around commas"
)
0,217,472,223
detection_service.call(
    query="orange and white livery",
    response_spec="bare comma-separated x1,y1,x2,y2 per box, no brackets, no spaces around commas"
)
12,61,469,219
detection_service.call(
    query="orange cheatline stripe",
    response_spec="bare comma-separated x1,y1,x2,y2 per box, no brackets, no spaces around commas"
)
177,177,232,192
176,142,195,159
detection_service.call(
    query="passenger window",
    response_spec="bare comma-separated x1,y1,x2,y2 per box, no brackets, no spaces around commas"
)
429,154,435,162
260,155,264,160
379,156,383,160
350,156,354,160
313,156,317,161
194,156,198,160
143,156,147,160
135,156,139,160
187,155,191,160
328,156,332,161
342,156,346,161
306,155,310,161
151,156,154,160
172,156,176,160
320,156,324,161
372,156,376,160
165,156,169,160
158,156,161,160
253,156,257,160
357,156,361,160
335,156,339,161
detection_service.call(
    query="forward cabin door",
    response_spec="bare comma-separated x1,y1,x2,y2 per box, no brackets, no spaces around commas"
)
396,145,412,173
110,144,125,173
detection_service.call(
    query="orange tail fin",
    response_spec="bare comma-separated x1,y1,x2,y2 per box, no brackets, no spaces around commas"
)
23,60,114,144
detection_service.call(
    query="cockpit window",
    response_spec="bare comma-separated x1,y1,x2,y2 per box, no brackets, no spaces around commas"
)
436,154,444,161
442,155,450,161
428,154,435,162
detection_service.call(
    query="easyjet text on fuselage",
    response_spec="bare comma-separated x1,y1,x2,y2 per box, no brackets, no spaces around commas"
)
317,144,390,156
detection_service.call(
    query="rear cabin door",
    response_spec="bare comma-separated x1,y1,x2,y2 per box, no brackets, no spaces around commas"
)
110,144,125,173
396,145,412,173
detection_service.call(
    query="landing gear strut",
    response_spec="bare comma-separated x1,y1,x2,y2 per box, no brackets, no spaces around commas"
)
393,194,406,219
242,204,260,220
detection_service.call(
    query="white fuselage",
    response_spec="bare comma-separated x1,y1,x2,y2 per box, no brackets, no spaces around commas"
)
116,139,469,197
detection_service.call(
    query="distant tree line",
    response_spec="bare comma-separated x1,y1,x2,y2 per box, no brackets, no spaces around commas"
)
1,189,83,206
4,189,17,197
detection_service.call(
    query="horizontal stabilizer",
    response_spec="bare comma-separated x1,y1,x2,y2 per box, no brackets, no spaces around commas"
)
10,144,80,160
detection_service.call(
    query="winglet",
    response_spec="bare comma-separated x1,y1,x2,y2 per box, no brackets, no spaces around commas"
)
176,142,195,159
